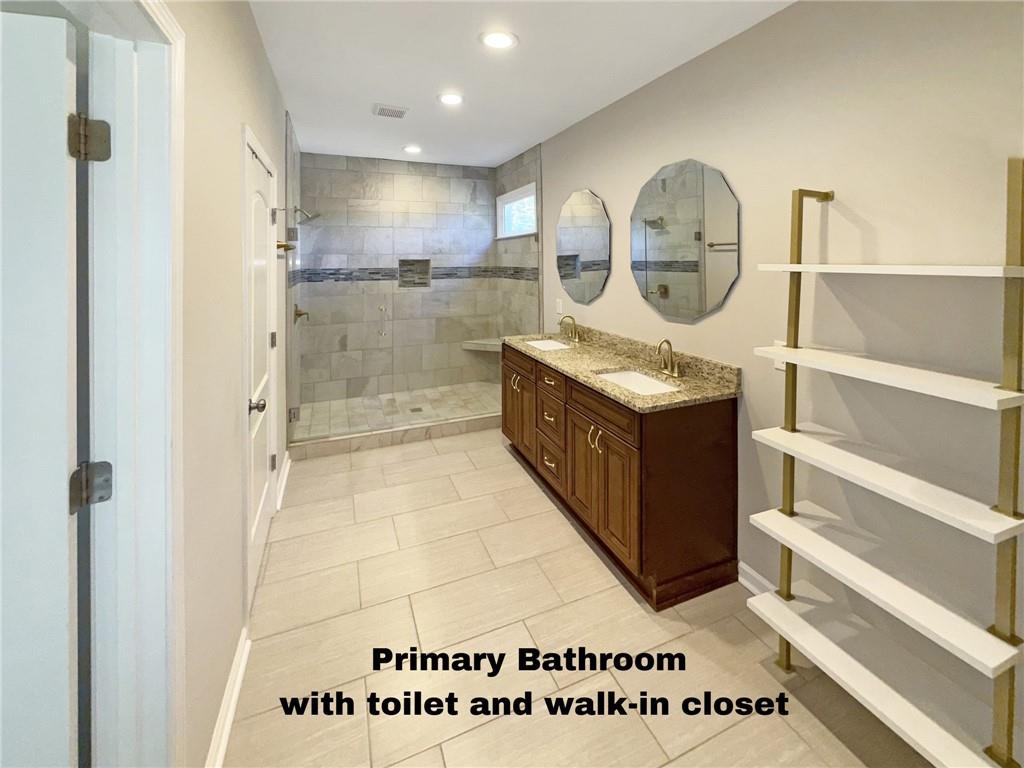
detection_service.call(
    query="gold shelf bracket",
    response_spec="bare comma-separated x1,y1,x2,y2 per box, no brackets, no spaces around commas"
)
988,158,1024,768
775,187,834,672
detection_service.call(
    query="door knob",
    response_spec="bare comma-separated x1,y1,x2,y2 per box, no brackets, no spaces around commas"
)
248,398,267,414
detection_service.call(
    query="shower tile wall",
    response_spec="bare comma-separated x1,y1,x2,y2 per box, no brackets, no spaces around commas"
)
296,153,533,403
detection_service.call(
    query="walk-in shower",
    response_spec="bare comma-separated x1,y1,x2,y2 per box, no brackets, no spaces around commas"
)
286,149,540,444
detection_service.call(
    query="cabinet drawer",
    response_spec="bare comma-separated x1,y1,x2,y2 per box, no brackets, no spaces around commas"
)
536,433,566,495
536,390,565,448
568,381,640,447
502,344,535,380
537,365,565,400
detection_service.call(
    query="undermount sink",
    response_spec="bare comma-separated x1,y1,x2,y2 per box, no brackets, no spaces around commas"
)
598,370,678,395
526,339,571,351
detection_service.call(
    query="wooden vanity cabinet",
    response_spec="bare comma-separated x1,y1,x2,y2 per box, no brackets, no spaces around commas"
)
502,343,738,611
501,347,537,465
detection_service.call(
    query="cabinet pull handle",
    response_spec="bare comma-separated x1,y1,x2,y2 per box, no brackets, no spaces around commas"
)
543,411,555,423
543,456,556,470
511,373,519,392
587,425,595,448
595,429,603,454
543,376,556,386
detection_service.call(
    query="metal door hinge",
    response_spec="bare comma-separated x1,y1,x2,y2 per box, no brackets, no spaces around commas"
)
270,454,278,472
288,407,300,423
270,208,278,225
69,461,113,513
68,113,111,162
269,331,277,348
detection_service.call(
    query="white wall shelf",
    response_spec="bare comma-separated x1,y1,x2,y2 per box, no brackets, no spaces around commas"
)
748,583,998,768
753,426,1024,543
751,503,1018,676
759,263,1024,278
754,346,1023,410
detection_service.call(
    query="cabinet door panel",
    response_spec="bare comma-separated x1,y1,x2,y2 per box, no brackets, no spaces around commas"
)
501,364,519,446
597,429,640,573
566,408,598,531
518,375,537,465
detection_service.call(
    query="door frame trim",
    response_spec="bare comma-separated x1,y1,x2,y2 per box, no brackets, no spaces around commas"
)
240,124,279,613
131,2,187,764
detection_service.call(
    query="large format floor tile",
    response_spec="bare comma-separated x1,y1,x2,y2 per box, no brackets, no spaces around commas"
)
411,560,562,649
525,586,692,687
288,452,353,481
225,678,370,767
349,440,437,469
478,509,583,566
431,428,503,455
251,563,360,639
664,714,821,767
466,443,517,469
284,467,387,508
441,672,668,768
535,542,621,602
269,497,355,542
263,518,397,583
382,451,475,487
358,532,494,606
674,581,753,629
611,616,797,759
493,483,556,520
366,623,557,767
353,476,460,522
450,462,533,499
236,599,417,720
392,495,508,548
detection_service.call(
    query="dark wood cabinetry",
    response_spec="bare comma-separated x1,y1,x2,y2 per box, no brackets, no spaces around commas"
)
502,343,738,610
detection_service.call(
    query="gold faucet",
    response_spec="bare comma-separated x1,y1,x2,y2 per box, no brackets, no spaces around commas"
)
559,315,580,343
657,338,681,377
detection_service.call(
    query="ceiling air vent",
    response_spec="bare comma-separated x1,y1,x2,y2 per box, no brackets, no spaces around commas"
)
372,103,409,119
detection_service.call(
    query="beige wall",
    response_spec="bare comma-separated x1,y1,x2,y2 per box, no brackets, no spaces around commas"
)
169,2,287,764
540,0,1022,691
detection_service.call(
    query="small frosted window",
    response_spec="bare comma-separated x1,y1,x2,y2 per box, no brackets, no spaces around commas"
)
496,183,537,238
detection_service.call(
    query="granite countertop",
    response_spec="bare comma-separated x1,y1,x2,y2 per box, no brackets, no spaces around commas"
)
502,326,741,413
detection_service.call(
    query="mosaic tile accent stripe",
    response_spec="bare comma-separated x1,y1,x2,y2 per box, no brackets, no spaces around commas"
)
580,260,609,273
289,265,539,287
631,260,699,273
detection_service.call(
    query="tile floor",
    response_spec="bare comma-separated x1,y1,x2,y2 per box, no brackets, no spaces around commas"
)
293,381,502,440
227,428,930,768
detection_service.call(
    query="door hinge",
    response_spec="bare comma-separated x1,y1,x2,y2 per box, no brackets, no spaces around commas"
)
69,461,113,513
68,113,111,162
288,407,300,423
270,208,278,225
269,331,277,348
270,454,278,472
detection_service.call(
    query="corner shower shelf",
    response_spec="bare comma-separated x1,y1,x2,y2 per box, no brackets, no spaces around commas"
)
461,338,501,353
751,502,1018,676
754,346,1023,410
759,263,1024,278
752,426,1024,543
748,582,997,768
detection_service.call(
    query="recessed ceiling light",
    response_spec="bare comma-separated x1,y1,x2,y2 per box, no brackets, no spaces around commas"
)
438,92,463,107
481,31,518,49
403,144,422,155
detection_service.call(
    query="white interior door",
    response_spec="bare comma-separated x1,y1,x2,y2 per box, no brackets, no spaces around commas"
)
244,139,276,608
1,12,78,766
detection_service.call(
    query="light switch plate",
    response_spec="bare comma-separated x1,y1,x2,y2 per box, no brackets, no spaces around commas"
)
555,298,564,314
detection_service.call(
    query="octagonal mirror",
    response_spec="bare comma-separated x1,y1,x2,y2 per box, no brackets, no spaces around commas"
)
556,189,610,305
630,160,739,322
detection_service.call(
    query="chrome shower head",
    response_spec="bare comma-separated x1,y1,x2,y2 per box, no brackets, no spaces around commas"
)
295,206,320,224
644,216,665,230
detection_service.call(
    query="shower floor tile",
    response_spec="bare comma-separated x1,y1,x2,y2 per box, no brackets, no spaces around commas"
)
293,381,501,440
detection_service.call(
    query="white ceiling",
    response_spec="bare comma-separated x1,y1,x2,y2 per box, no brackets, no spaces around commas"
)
252,1,787,167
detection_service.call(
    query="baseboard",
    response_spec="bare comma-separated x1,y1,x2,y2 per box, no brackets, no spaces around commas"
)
204,628,250,768
738,561,775,595
275,450,292,511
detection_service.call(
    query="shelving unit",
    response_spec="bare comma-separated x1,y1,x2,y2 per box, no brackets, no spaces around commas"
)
752,161,1024,768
